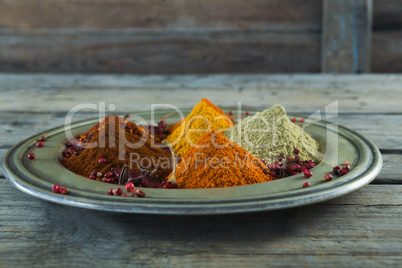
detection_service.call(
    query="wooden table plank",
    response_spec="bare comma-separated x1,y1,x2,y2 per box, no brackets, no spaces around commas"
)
1,74,401,113
373,0,402,30
0,179,400,267
0,0,321,74
0,74,401,267
0,29,321,74
372,31,402,73
374,154,402,184
322,0,373,73
0,0,321,31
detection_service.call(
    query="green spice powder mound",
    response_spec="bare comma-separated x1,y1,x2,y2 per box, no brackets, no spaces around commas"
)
224,104,321,164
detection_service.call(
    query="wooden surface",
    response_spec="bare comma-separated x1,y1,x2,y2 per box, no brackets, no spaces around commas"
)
0,0,322,74
322,0,372,73
0,0,401,73
0,74,401,267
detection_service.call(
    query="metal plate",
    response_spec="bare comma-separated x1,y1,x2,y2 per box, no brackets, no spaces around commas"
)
0,109,383,215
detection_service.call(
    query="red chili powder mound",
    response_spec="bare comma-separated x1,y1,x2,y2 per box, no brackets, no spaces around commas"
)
172,130,273,189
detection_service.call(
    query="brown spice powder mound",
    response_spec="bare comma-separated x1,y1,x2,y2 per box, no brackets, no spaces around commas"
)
63,116,172,181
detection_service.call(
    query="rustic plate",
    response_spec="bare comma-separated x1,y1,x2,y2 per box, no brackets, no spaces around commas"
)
1,109,382,215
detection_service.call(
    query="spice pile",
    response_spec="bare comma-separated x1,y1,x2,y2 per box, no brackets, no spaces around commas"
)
170,130,273,189
165,98,233,156
62,115,173,182
48,100,329,192
224,104,320,164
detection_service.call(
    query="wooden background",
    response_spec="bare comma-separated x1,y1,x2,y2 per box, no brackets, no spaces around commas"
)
0,0,400,74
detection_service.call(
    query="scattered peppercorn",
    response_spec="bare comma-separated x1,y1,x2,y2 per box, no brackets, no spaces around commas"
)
104,171,113,178
107,186,146,197
125,182,135,192
135,189,146,197
52,184,61,193
28,153,35,161
302,182,311,188
59,187,68,195
303,170,312,178
288,163,301,173
304,161,315,170
324,174,333,182
341,166,350,175
36,141,44,148
333,165,341,175
114,188,123,196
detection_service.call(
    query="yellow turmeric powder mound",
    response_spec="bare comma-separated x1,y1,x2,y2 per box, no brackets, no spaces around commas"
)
165,99,233,156
200,98,227,115
172,130,273,189
169,98,229,133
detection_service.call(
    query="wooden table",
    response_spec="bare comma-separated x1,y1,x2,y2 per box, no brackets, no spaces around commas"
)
0,74,401,267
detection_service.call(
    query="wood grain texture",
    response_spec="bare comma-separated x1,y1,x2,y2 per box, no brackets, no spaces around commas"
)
373,154,402,184
1,74,401,113
372,31,402,73
373,0,402,30
372,0,402,73
1,29,401,74
0,178,400,267
0,74,401,267
322,0,372,73
0,29,321,73
0,0,322,31
2,0,396,31
0,0,323,73
0,1,401,73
